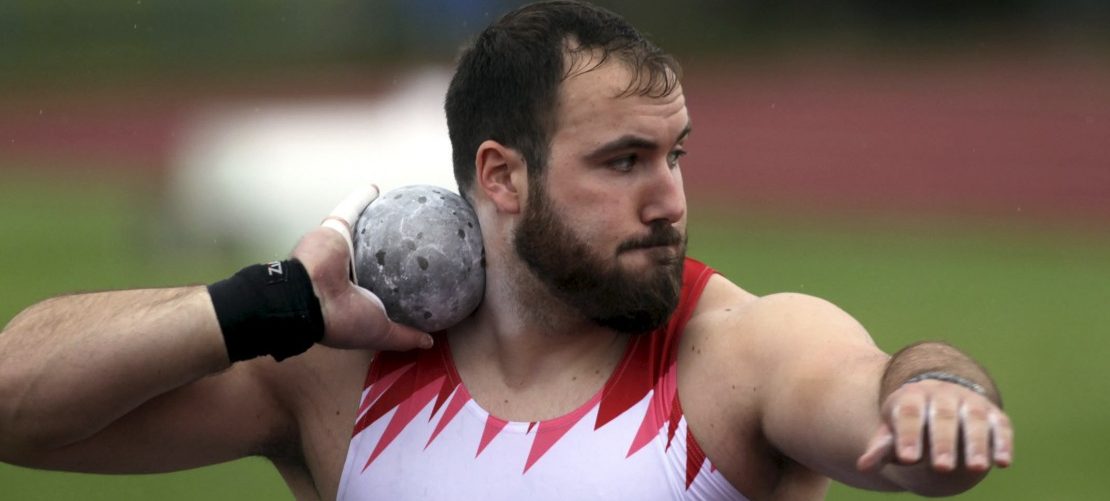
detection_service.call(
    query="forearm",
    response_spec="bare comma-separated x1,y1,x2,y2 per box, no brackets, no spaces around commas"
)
0,286,229,450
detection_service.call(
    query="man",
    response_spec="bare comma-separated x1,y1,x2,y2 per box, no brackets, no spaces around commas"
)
0,1,1011,499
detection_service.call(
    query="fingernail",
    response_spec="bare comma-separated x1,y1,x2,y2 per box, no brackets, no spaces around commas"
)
421,335,435,349
935,452,954,470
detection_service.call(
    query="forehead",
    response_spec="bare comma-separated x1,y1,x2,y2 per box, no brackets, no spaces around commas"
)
553,57,687,145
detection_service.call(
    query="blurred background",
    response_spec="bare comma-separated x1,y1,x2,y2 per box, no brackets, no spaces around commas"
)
1,1,1108,499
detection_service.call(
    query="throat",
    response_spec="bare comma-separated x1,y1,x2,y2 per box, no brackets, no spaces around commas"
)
447,326,632,423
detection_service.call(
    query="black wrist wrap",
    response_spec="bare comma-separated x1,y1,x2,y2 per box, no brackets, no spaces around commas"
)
207,259,325,362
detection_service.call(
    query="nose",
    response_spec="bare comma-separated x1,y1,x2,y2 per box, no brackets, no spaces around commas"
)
639,161,686,225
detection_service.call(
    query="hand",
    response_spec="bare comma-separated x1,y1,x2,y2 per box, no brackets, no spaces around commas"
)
292,185,434,351
856,379,1013,473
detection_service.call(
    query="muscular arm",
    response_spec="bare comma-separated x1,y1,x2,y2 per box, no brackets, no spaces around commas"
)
746,293,1010,496
0,285,290,473
732,293,895,490
0,187,431,477
0,287,231,454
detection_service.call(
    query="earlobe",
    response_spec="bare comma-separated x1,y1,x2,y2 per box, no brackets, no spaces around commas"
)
475,140,526,214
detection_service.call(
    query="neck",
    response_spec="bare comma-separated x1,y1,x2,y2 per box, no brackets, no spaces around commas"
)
448,244,626,389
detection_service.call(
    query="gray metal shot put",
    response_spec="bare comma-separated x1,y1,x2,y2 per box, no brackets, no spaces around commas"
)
353,185,485,332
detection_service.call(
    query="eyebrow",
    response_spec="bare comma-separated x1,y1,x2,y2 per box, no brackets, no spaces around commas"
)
584,122,692,161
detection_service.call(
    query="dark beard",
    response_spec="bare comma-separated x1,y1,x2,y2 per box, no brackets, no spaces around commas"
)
512,180,686,334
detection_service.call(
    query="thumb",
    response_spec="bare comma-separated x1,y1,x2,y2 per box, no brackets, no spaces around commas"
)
352,285,434,351
856,423,895,472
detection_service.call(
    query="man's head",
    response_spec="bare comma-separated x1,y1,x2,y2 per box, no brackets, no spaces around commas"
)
445,0,680,200
446,0,690,334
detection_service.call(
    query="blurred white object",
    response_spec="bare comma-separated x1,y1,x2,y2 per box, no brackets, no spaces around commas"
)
167,67,457,257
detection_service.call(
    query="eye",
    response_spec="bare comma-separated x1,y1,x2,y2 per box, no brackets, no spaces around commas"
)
667,149,687,168
607,154,637,172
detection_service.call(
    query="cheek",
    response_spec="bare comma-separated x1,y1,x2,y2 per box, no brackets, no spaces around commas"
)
548,172,625,224
551,192,625,251
568,189,629,231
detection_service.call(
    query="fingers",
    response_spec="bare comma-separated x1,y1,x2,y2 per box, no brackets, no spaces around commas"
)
960,402,992,471
350,285,434,351
889,392,928,465
926,394,960,471
375,313,436,352
322,184,380,239
320,184,380,284
861,381,1013,473
990,411,1014,467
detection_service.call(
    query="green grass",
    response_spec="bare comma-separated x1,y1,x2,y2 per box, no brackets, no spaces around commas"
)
2,171,1107,499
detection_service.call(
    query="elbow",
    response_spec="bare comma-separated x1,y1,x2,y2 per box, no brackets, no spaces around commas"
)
0,316,70,455
0,332,25,448
0,376,38,455
0,398,79,461
0,378,41,458
0,305,102,458
0,360,79,456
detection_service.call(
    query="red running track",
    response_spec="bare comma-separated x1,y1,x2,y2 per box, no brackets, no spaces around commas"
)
1,56,1107,225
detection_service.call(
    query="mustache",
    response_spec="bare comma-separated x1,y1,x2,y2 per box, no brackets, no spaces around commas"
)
617,222,684,253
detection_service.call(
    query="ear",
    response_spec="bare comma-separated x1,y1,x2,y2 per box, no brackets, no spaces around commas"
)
475,139,527,214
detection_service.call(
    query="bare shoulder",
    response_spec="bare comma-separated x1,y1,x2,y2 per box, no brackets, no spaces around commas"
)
688,277,878,362
257,346,375,500
679,275,887,498
681,275,882,411
685,280,885,405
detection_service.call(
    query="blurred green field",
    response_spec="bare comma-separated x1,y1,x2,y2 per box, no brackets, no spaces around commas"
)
1,169,1106,500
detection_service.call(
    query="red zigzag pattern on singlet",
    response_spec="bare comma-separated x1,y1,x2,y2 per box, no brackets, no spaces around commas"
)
351,258,716,488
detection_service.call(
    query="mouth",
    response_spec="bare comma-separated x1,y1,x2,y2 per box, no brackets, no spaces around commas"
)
618,232,683,253
626,242,678,252
616,223,685,262
621,243,683,265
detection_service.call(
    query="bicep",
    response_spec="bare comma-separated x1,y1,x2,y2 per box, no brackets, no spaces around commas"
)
750,294,900,490
9,361,291,474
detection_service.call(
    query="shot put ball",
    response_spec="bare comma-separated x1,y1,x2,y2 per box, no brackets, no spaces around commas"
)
353,185,485,332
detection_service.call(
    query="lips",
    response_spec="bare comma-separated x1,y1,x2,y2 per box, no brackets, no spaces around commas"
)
620,242,683,268
617,224,683,254
627,242,678,252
